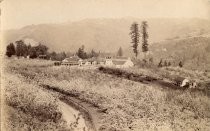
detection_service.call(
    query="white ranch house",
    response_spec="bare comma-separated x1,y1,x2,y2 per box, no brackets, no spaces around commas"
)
61,56,82,66
105,56,134,68
61,56,134,68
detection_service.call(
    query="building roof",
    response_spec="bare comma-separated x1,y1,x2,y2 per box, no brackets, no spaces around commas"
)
112,60,127,65
87,57,105,62
113,56,129,60
38,55,47,57
62,56,80,62
111,56,131,65
87,57,98,62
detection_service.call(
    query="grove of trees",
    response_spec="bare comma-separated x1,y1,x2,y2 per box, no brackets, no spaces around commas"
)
6,40,49,59
76,45,99,59
50,52,66,61
5,40,54,59
6,40,100,61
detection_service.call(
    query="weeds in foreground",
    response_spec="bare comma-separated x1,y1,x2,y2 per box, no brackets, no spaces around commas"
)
4,59,210,130
2,72,67,130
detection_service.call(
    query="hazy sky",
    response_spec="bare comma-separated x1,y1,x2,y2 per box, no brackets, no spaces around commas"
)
1,0,210,30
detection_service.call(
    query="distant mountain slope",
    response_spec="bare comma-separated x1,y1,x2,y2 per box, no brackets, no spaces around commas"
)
3,18,210,53
150,37,210,70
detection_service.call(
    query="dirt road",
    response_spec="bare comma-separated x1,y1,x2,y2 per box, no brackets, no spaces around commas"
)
41,84,103,131
59,101,88,130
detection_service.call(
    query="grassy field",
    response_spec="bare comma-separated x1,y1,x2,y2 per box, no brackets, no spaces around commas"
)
2,58,210,130
99,66,210,91
1,59,69,130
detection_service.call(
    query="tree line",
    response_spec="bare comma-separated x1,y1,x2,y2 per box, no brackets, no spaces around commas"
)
6,40,100,61
5,40,67,61
76,45,99,59
6,40,48,58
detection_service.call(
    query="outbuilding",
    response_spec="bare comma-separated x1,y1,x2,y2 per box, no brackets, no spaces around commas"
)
105,56,134,68
61,56,81,66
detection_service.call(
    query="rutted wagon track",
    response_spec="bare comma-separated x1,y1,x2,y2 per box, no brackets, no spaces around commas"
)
41,84,100,131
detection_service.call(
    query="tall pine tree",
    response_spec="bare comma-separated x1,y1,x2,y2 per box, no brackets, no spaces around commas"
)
141,21,149,57
117,47,123,57
130,22,140,58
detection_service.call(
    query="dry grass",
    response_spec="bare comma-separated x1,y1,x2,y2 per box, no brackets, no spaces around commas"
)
3,58,210,130
117,66,210,90
2,63,67,130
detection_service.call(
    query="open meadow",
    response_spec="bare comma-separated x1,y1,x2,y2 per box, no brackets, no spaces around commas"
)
2,58,210,131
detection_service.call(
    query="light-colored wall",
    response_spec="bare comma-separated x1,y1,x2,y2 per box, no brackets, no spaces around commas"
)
105,59,134,68
105,59,113,66
124,60,134,67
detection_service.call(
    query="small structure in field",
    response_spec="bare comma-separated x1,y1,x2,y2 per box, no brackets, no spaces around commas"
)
173,76,190,87
84,60,91,66
78,57,98,66
105,57,113,66
85,57,98,65
189,80,197,88
173,76,198,88
105,56,134,68
38,55,47,59
61,56,81,66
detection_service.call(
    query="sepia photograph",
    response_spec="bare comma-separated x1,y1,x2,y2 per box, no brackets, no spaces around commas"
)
0,0,210,130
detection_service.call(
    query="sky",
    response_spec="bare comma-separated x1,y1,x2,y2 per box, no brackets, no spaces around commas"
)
1,0,210,30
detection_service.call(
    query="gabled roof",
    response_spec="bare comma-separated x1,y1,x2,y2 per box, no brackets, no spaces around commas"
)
113,56,129,60
63,56,80,62
88,57,106,62
111,56,131,65
112,60,127,65
38,55,47,58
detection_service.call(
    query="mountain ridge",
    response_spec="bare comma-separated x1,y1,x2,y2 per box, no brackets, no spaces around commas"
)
3,18,210,52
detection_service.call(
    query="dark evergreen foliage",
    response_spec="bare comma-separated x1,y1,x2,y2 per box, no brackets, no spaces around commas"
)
15,40,28,57
6,43,16,57
117,47,123,56
141,21,149,53
130,22,140,58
